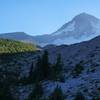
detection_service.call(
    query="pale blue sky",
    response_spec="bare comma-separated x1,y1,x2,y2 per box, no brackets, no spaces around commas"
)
0,0,100,35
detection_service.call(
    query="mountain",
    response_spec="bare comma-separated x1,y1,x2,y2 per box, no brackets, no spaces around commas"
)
45,35,100,66
0,32,36,44
32,13,100,46
34,35,100,100
0,35,100,100
0,38,38,53
0,13,100,100
0,13,100,46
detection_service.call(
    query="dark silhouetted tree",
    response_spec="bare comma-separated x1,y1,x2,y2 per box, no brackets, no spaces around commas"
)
29,62,34,78
30,51,50,82
41,50,50,80
53,54,64,81
49,85,65,100
73,63,84,77
28,82,43,100
74,92,85,100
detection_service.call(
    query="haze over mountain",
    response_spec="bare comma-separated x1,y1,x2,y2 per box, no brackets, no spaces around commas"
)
0,13,100,46
0,32,35,43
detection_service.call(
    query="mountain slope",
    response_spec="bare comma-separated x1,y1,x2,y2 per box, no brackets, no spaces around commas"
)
12,35,100,99
45,35,100,66
0,38,37,53
37,35,100,100
0,32,36,44
0,35,100,100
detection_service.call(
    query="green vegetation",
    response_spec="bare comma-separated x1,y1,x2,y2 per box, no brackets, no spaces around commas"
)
0,38,37,53
73,63,84,77
0,38,38,99
0,39,65,99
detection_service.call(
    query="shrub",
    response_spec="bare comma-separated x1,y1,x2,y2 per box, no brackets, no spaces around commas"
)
73,63,84,77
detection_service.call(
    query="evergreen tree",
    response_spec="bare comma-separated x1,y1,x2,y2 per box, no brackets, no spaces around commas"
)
41,50,50,80
29,62,34,78
0,66,19,100
0,84,13,100
28,56,42,83
29,51,65,82
74,92,85,100
33,56,43,82
56,54,63,73
53,54,64,81
49,85,65,100
28,82,43,100
73,63,84,77
30,51,50,82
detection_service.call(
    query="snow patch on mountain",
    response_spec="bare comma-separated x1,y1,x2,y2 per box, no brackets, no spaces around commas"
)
52,34,99,45
53,21,75,36
91,21,100,34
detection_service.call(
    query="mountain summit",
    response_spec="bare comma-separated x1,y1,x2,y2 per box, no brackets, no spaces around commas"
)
33,12,100,46
52,12,100,39
0,13,100,46
73,12,99,21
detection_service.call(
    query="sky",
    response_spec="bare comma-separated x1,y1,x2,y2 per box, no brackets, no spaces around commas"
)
0,0,100,35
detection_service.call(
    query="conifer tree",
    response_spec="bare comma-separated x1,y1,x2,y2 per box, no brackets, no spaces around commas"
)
53,54,64,81
29,62,34,78
41,50,50,80
55,54,63,73
73,63,84,77
29,56,42,82
74,92,85,100
0,84,13,100
31,51,50,82
0,65,19,99
49,85,65,100
34,56,42,81
28,82,43,100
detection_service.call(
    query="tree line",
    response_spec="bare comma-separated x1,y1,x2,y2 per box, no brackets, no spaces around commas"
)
27,50,66,100
29,50,64,83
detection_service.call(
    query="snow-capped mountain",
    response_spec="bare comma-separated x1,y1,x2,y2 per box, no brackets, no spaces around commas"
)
0,13,100,46
32,12,100,46
53,13,100,37
49,13,100,45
